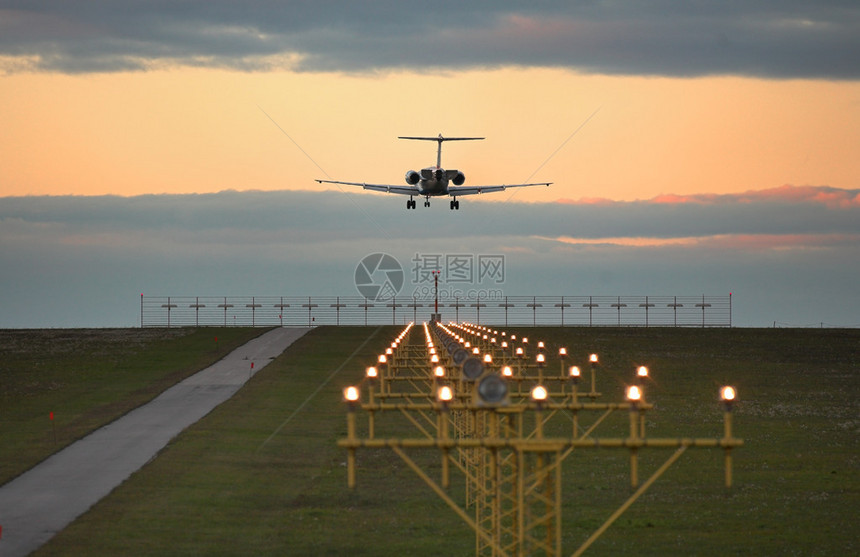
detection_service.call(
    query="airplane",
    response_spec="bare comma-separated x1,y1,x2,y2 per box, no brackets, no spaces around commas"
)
315,134,552,210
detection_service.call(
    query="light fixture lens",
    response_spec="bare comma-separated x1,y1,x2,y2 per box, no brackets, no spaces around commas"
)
569,365,580,377
721,386,736,401
637,366,649,378
366,366,378,378
590,353,598,363
434,366,445,378
438,385,454,402
531,385,548,401
344,386,360,402
627,385,642,401
502,366,513,377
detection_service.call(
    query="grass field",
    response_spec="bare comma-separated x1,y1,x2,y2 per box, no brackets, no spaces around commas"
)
3,326,857,555
0,327,268,485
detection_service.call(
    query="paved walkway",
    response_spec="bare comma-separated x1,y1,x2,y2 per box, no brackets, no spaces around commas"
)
0,327,310,557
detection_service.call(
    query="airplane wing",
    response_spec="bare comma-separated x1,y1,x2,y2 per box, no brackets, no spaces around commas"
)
447,182,552,196
316,179,420,196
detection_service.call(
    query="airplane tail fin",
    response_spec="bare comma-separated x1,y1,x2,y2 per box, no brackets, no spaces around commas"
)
399,134,484,168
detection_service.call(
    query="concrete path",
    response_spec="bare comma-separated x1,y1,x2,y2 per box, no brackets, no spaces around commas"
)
0,327,310,557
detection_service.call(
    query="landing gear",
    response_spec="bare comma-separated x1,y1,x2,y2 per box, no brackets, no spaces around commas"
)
407,198,416,210
424,198,431,207
450,199,460,210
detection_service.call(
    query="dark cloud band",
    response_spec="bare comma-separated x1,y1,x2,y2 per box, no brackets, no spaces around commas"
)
1,2,858,78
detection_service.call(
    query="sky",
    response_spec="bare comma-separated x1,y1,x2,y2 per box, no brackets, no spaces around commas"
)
1,1,859,328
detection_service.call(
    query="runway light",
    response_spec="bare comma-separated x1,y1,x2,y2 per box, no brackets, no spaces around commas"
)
516,347,524,357
344,386,360,402
378,354,387,364
590,353,599,363
366,366,378,379
437,385,454,403
434,365,446,378
558,347,567,357
502,366,513,377
483,354,493,364
721,386,736,401
431,354,440,363
569,366,581,380
637,366,649,378
522,337,529,344
501,341,508,349
626,385,642,402
473,347,480,355
530,385,548,402
538,341,545,350
536,353,546,366
386,347,393,355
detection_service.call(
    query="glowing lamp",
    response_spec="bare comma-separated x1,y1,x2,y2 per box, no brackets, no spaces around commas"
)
538,341,545,349
626,385,642,402
536,353,546,367
559,347,567,357
590,353,599,363
483,354,493,364
344,386,360,402
434,366,446,378
569,365,581,381
637,366,649,378
366,366,378,379
721,386,737,411
502,366,513,377
530,385,548,402
430,354,440,363
472,347,480,355
385,347,393,355
516,347,525,358
378,354,387,364
437,385,454,403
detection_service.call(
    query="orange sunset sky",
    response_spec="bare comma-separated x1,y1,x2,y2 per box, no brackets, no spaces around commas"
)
2,69,858,202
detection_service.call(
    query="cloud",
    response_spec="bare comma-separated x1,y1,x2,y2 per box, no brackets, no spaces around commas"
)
1,2,858,78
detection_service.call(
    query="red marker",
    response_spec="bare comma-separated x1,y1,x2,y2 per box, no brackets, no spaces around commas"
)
50,411,54,421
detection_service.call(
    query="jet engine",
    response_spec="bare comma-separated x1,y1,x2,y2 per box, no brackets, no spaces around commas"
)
452,171,466,186
435,168,445,180
405,170,420,185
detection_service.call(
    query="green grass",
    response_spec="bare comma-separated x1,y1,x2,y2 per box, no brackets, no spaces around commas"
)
0,327,268,484
14,326,860,556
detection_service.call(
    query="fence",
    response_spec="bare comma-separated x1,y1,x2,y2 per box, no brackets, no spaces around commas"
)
141,294,732,328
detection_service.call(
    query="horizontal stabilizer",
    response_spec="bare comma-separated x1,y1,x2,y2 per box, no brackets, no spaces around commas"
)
398,135,484,142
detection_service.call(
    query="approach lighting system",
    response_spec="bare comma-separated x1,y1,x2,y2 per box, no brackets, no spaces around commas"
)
477,374,508,405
